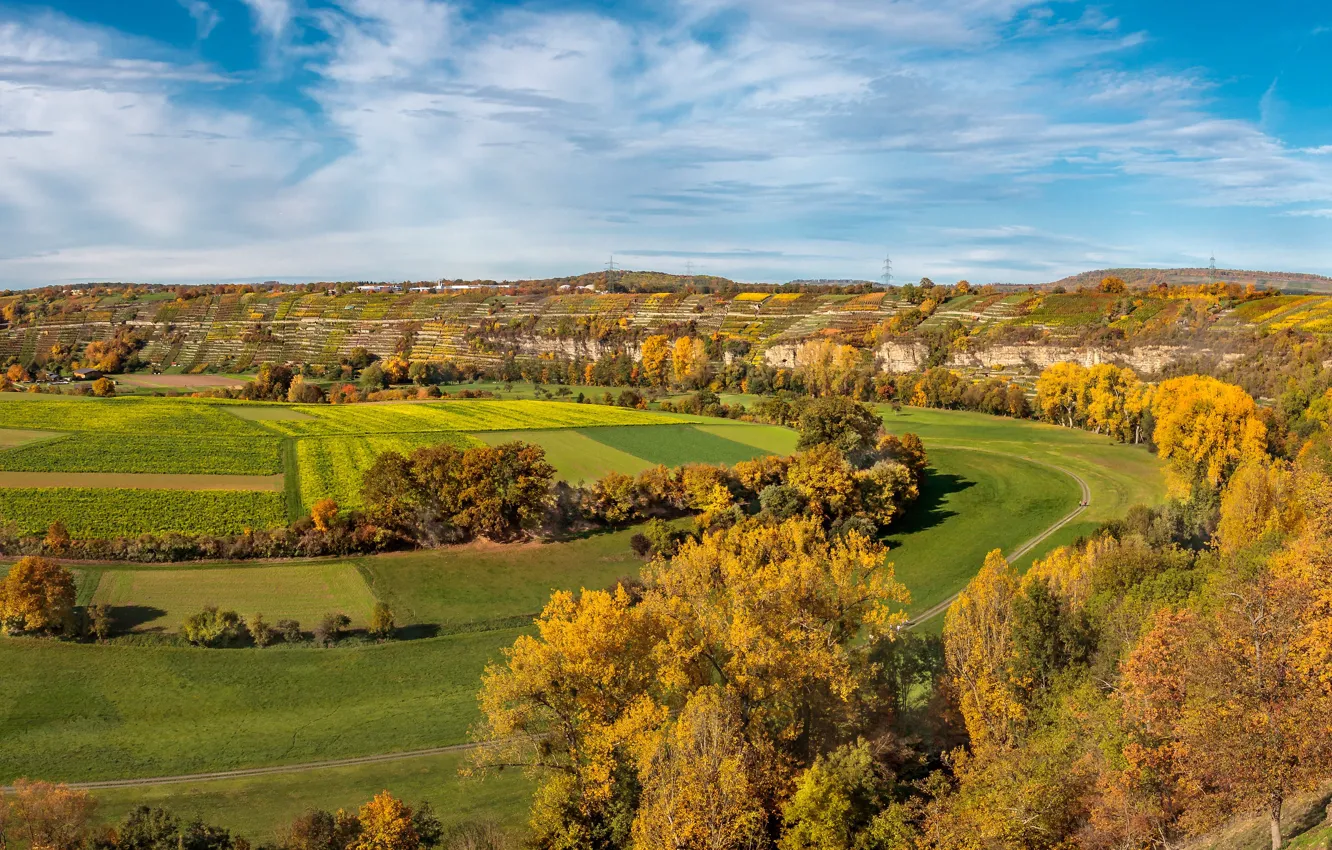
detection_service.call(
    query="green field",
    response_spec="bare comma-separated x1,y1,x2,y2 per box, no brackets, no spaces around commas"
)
878,406,1166,567
471,429,653,482
0,434,282,475
578,423,778,467
90,562,379,631
89,751,531,842
0,628,518,782
357,526,649,632
887,446,1079,615
255,399,672,437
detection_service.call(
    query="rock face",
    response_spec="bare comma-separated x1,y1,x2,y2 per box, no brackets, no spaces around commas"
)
873,342,1213,375
763,344,802,369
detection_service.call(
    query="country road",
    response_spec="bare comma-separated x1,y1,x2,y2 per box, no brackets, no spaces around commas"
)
9,447,1092,792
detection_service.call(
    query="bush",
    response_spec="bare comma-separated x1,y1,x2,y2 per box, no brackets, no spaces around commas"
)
313,612,351,647
86,604,114,641
629,532,653,559
249,613,274,648
181,606,243,647
277,618,302,643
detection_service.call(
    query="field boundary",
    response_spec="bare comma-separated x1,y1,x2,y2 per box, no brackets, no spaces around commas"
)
905,445,1091,629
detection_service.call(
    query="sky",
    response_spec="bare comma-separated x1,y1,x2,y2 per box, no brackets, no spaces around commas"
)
0,0,1330,287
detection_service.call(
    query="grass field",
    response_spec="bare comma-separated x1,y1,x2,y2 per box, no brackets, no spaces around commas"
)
471,429,654,482
887,447,1079,615
90,562,378,631
357,526,649,632
0,472,282,491
578,424,776,467
878,406,1166,569
0,628,520,782
257,400,672,437
89,751,532,842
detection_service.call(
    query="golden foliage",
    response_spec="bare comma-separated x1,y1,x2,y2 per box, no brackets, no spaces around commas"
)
1150,375,1266,488
0,556,75,635
353,791,418,850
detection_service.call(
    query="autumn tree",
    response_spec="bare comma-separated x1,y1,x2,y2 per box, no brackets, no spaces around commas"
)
795,338,864,398
311,498,340,533
0,556,75,635
3,780,97,850
1151,374,1267,489
632,687,766,850
369,602,395,640
353,792,418,850
943,549,1025,755
91,376,116,397
795,397,882,463
639,334,671,387
672,336,709,388
1036,362,1089,428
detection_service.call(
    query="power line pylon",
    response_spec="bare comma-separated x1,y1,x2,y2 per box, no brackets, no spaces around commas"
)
880,254,893,288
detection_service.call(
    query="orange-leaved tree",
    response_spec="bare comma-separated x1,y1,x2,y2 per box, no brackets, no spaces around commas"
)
0,556,75,635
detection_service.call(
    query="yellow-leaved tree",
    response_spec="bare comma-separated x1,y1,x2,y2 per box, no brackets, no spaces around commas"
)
473,517,910,846
639,334,671,387
1035,362,1089,428
943,549,1025,755
1150,375,1267,490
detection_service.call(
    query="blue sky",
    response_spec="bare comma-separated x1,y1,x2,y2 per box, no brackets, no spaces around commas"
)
0,0,1330,286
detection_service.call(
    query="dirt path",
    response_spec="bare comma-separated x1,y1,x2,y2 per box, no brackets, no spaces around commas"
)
906,447,1091,629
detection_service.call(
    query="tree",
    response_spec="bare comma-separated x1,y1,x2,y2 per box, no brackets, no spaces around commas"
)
407,361,433,386
311,498,340,533
795,339,864,398
43,520,70,553
1099,276,1127,293
92,376,116,397
353,792,418,850
249,613,274,648
254,362,294,400
1036,362,1088,428
359,364,388,393
0,556,75,635
314,612,351,647
382,356,410,386
281,808,361,850
785,444,859,521
1151,375,1267,489
632,687,766,850
779,739,897,850
277,618,302,643
943,549,1025,755
796,397,882,463
369,603,395,640
181,606,243,647
672,337,708,388
87,604,113,642
3,780,97,850
640,335,671,387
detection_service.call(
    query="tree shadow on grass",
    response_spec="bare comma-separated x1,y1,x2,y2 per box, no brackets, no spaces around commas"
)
881,469,976,548
110,605,169,632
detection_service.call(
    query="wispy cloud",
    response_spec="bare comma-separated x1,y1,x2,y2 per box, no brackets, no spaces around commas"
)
177,0,221,40
0,0,1330,286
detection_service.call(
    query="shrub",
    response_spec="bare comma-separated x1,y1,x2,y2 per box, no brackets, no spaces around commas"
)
314,612,351,647
249,613,274,648
277,618,302,643
629,532,652,559
759,483,805,520
86,604,114,641
181,606,243,647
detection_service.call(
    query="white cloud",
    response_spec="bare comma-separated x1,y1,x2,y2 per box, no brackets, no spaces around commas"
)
177,0,221,40
1,0,1331,286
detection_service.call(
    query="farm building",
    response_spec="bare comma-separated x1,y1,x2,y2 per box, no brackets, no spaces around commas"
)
72,368,103,381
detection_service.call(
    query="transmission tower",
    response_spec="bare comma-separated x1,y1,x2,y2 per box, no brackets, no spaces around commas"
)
1208,254,1217,286
880,254,893,288
605,255,617,289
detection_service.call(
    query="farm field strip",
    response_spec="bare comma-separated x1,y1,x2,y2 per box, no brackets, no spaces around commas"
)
0,488,288,537
578,423,775,467
0,433,283,476
0,396,269,436
0,472,283,491
258,399,673,437
90,562,377,631
470,429,654,483
0,428,63,448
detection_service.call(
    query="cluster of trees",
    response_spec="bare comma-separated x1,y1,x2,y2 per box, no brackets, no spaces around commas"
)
1035,362,1151,441
181,605,394,649
359,398,928,547
900,367,1031,418
918,435,1332,850
472,516,920,848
